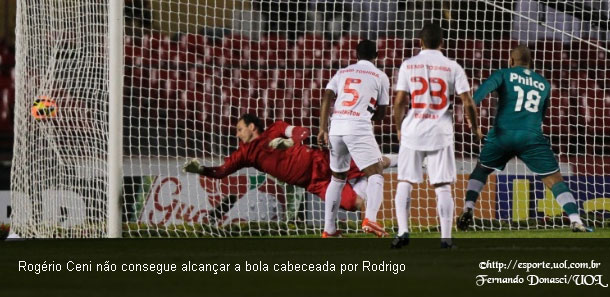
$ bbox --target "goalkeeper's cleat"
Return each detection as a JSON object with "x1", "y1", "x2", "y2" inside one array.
[
  {"x1": 440, "y1": 239, "x2": 457, "y2": 249},
  {"x1": 322, "y1": 230, "x2": 343, "y2": 238},
  {"x1": 390, "y1": 232, "x2": 410, "y2": 249},
  {"x1": 362, "y1": 218, "x2": 389, "y2": 237},
  {"x1": 457, "y1": 208, "x2": 474, "y2": 231},
  {"x1": 570, "y1": 222, "x2": 594, "y2": 232}
]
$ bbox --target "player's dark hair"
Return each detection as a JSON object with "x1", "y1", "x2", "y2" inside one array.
[
  {"x1": 356, "y1": 39, "x2": 378, "y2": 60},
  {"x1": 419, "y1": 22, "x2": 443, "y2": 49},
  {"x1": 238, "y1": 113, "x2": 264, "y2": 132},
  {"x1": 511, "y1": 45, "x2": 532, "y2": 67}
]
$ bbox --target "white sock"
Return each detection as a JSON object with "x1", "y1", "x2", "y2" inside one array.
[
  {"x1": 324, "y1": 176, "x2": 345, "y2": 234},
  {"x1": 569, "y1": 214, "x2": 582, "y2": 224},
  {"x1": 435, "y1": 185, "x2": 454, "y2": 239},
  {"x1": 555, "y1": 192, "x2": 583, "y2": 224},
  {"x1": 395, "y1": 182, "x2": 413, "y2": 235},
  {"x1": 351, "y1": 178, "x2": 367, "y2": 201},
  {"x1": 464, "y1": 179, "x2": 485, "y2": 211},
  {"x1": 364, "y1": 174, "x2": 384, "y2": 222}
]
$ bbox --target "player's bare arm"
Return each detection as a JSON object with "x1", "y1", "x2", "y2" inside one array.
[
  {"x1": 317, "y1": 89, "x2": 335, "y2": 148},
  {"x1": 393, "y1": 90, "x2": 409, "y2": 140},
  {"x1": 460, "y1": 91, "x2": 483, "y2": 141}
]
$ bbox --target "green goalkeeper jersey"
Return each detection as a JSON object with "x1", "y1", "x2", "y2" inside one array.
[{"x1": 473, "y1": 66, "x2": 551, "y2": 133}]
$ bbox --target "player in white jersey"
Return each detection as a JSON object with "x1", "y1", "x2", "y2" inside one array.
[
  {"x1": 391, "y1": 23, "x2": 483, "y2": 248},
  {"x1": 317, "y1": 40, "x2": 391, "y2": 238}
]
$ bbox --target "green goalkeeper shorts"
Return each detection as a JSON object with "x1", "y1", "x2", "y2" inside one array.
[{"x1": 478, "y1": 128, "x2": 560, "y2": 175}]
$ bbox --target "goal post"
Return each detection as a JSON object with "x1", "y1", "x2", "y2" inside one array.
[
  {"x1": 107, "y1": 0, "x2": 124, "y2": 238},
  {"x1": 10, "y1": 0, "x2": 609, "y2": 238}
]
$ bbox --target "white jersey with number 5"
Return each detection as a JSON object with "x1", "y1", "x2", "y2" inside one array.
[
  {"x1": 326, "y1": 60, "x2": 390, "y2": 136},
  {"x1": 395, "y1": 49, "x2": 470, "y2": 150}
]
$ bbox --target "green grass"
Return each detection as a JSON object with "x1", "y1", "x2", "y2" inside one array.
[
  {"x1": 283, "y1": 227, "x2": 610, "y2": 238},
  {"x1": 3, "y1": 221, "x2": 608, "y2": 239},
  {"x1": 378, "y1": 227, "x2": 608, "y2": 238}
]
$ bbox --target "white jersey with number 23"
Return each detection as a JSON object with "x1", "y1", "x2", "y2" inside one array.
[{"x1": 395, "y1": 49, "x2": 470, "y2": 150}]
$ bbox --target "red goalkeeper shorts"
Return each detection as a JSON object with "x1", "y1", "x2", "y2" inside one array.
[{"x1": 306, "y1": 150, "x2": 365, "y2": 211}]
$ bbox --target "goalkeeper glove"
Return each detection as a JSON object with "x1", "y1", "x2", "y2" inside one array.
[
  {"x1": 182, "y1": 159, "x2": 201, "y2": 174},
  {"x1": 268, "y1": 137, "x2": 295, "y2": 150}
]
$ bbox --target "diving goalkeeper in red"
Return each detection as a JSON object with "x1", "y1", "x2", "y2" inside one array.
[{"x1": 183, "y1": 114, "x2": 395, "y2": 211}]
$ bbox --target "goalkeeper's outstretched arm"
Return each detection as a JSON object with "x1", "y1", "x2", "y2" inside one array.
[
  {"x1": 183, "y1": 159, "x2": 231, "y2": 178},
  {"x1": 183, "y1": 147, "x2": 247, "y2": 179},
  {"x1": 183, "y1": 159, "x2": 239, "y2": 179}
]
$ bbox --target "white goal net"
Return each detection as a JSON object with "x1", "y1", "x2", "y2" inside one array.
[
  {"x1": 11, "y1": 0, "x2": 110, "y2": 237},
  {"x1": 10, "y1": 0, "x2": 610, "y2": 237}
]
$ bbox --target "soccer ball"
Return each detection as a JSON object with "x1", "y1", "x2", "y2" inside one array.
[{"x1": 31, "y1": 95, "x2": 57, "y2": 120}]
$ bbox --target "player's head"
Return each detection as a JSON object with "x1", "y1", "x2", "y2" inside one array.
[
  {"x1": 236, "y1": 113, "x2": 263, "y2": 143},
  {"x1": 419, "y1": 22, "x2": 443, "y2": 50},
  {"x1": 356, "y1": 39, "x2": 378, "y2": 61},
  {"x1": 509, "y1": 45, "x2": 532, "y2": 68}
]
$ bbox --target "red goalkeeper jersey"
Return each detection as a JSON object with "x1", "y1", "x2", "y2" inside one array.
[
  {"x1": 202, "y1": 121, "x2": 365, "y2": 210},
  {"x1": 204, "y1": 121, "x2": 314, "y2": 186}
]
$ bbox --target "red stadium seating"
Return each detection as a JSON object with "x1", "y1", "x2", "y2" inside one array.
[
  {"x1": 586, "y1": 68, "x2": 610, "y2": 91},
  {"x1": 453, "y1": 103, "x2": 476, "y2": 155},
  {"x1": 131, "y1": 31, "x2": 174, "y2": 68},
  {"x1": 257, "y1": 33, "x2": 291, "y2": 68},
  {"x1": 403, "y1": 39, "x2": 420, "y2": 59},
  {"x1": 124, "y1": 66, "x2": 160, "y2": 100},
  {"x1": 179, "y1": 33, "x2": 209, "y2": 55},
  {"x1": 543, "y1": 90, "x2": 572, "y2": 135},
  {"x1": 219, "y1": 34, "x2": 258, "y2": 68},
  {"x1": 118, "y1": 27, "x2": 610, "y2": 158},
  {"x1": 566, "y1": 70, "x2": 596, "y2": 97},
  {"x1": 377, "y1": 37, "x2": 407, "y2": 67},
  {"x1": 469, "y1": 78, "x2": 483, "y2": 92},
  {"x1": 312, "y1": 68, "x2": 334, "y2": 89},
  {"x1": 477, "y1": 95, "x2": 494, "y2": 134},
  {"x1": 578, "y1": 90, "x2": 610, "y2": 135},
  {"x1": 543, "y1": 90, "x2": 573, "y2": 155},
  {"x1": 533, "y1": 40, "x2": 570, "y2": 69},
  {"x1": 0, "y1": 76, "x2": 13, "y2": 136},
  {"x1": 170, "y1": 51, "x2": 205, "y2": 70},
  {"x1": 490, "y1": 39, "x2": 519, "y2": 69},
  {"x1": 467, "y1": 68, "x2": 490, "y2": 87},
  {"x1": 266, "y1": 69, "x2": 313, "y2": 91},
  {"x1": 229, "y1": 69, "x2": 266, "y2": 99},
  {"x1": 0, "y1": 44, "x2": 15, "y2": 72},
  {"x1": 277, "y1": 97, "x2": 312, "y2": 127},
  {"x1": 567, "y1": 40, "x2": 607, "y2": 69},
  {"x1": 293, "y1": 33, "x2": 331, "y2": 68},
  {"x1": 147, "y1": 69, "x2": 182, "y2": 109},
  {"x1": 446, "y1": 39, "x2": 488, "y2": 68},
  {"x1": 173, "y1": 89, "x2": 209, "y2": 131},
  {"x1": 333, "y1": 34, "x2": 360, "y2": 68},
  {"x1": 124, "y1": 43, "x2": 142, "y2": 66}
]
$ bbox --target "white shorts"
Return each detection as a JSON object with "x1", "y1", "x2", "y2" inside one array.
[
  {"x1": 329, "y1": 135, "x2": 382, "y2": 172},
  {"x1": 397, "y1": 144, "x2": 456, "y2": 185}
]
